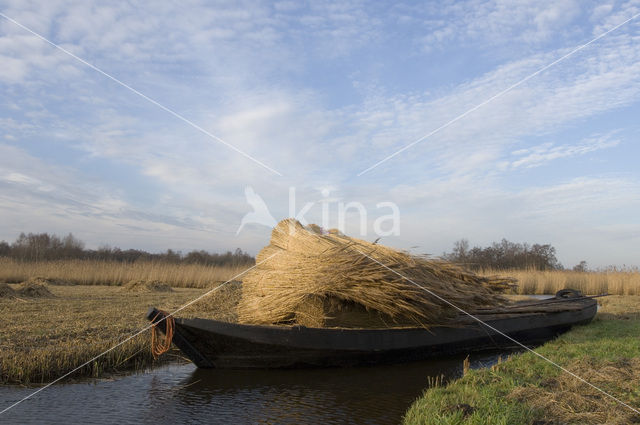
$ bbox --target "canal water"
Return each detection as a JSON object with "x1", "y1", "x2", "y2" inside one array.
[{"x1": 0, "y1": 351, "x2": 511, "y2": 425}]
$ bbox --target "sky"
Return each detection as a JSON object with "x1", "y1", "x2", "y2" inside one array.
[{"x1": 1, "y1": 0, "x2": 639, "y2": 268}]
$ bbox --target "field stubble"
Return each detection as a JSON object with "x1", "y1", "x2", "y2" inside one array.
[{"x1": 0, "y1": 283, "x2": 240, "y2": 384}]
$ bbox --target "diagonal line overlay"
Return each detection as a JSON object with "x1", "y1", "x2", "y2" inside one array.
[
  {"x1": 0, "y1": 251, "x2": 280, "y2": 415},
  {"x1": 0, "y1": 12, "x2": 282, "y2": 177},
  {"x1": 357, "y1": 10, "x2": 640, "y2": 176},
  {"x1": 352, "y1": 247, "x2": 640, "y2": 416}
]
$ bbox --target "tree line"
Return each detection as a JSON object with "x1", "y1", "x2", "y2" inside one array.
[
  {"x1": 442, "y1": 238, "x2": 565, "y2": 271},
  {"x1": 0, "y1": 232, "x2": 255, "y2": 266},
  {"x1": 1, "y1": 232, "x2": 588, "y2": 271}
]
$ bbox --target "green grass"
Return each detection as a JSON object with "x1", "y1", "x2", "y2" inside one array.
[{"x1": 403, "y1": 296, "x2": 640, "y2": 425}]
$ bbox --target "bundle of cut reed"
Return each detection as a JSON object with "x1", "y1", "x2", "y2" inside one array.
[{"x1": 237, "y1": 219, "x2": 515, "y2": 328}]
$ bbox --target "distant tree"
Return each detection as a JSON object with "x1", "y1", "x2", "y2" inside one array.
[
  {"x1": 95, "y1": 245, "x2": 114, "y2": 261},
  {"x1": 4, "y1": 231, "x2": 255, "y2": 265},
  {"x1": 444, "y1": 238, "x2": 562, "y2": 270},
  {"x1": 182, "y1": 248, "x2": 253, "y2": 266},
  {"x1": 163, "y1": 249, "x2": 182, "y2": 263},
  {"x1": 12, "y1": 232, "x2": 57, "y2": 261},
  {"x1": 184, "y1": 250, "x2": 209, "y2": 264},
  {"x1": 451, "y1": 239, "x2": 470, "y2": 263},
  {"x1": 0, "y1": 240, "x2": 10, "y2": 257},
  {"x1": 61, "y1": 233, "x2": 85, "y2": 258},
  {"x1": 573, "y1": 260, "x2": 588, "y2": 272},
  {"x1": 528, "y1": 243, "x2": 561, "y2": 270}
]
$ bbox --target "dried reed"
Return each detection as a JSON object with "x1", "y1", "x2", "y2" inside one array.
[
  {"x1": 0, "y1": 257, "x2": 243, "y2": 288},
  {"x1": 486, "y1": 268, "x2": 640, "y2": 295},
  {"x1": 238, "y1": 219, "x2": 515, "y2": 327}
]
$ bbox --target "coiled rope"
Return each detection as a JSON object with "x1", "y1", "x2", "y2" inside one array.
[{"x1": 151, "y1": 310, "x2": 175, "y2": 359}]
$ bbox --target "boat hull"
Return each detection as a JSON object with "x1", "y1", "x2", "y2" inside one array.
[{"x1": 147, "y1": 291, "x2": 597, "y2": 369}]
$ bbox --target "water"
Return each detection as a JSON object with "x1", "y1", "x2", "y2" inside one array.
[{"x1": 0, "y1": 352, "x2": 509, "y2": 425}]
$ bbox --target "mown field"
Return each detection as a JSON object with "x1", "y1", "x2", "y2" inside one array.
[{"x1": 0, "y1": 282, "x2": 240, "y2": 384}]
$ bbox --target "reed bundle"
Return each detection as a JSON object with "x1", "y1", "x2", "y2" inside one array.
[
  {"x1": 121, "y1": 279, "x2": 173, "y2": 293},
  {"x1": 0, "y1": 281, "x2": 53, "y2": 298},
  {"x1": 238, "y1": 219, "x2": 515, "y2": 328}
]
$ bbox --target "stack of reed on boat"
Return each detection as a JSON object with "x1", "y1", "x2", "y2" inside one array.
[{"x1": 237, "y1": 219, "x2": 516, "y2": 328}]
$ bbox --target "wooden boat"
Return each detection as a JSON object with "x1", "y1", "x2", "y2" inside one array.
[{"x1": 146, "y1": 289, "x2": 598, "y2": 368}]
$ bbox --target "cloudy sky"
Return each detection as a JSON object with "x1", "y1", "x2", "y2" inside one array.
[{"x1": 1, "y1": 0, "x2": 639, "y2": 268}]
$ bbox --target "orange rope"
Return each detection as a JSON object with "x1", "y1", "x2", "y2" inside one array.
[{"x1": 151, "y1": 310, "x2": 175, "y2": 359}]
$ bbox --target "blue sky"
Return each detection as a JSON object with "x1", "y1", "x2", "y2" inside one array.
[{"x1": 1, "y1": 0, "x2": 639, "y2": 268}]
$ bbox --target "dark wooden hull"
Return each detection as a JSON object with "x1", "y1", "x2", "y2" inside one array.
[{"x1": 147, "y1": 290, "x2": 597, "y2": 369}]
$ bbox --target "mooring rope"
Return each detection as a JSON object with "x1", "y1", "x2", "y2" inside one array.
[{"x1": 151, "y1": 311, "x2": 175, "y2": 359}]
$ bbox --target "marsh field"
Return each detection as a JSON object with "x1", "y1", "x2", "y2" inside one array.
[
  {"x1": 1, "y1": 259, "x2": 639, "y2": 424},
  {"x1": 2, "y1": 259, "x2": 640, "y2": 384},
  {"x1": 0, "y1": 280, "x2": 241, "y2": 385}
]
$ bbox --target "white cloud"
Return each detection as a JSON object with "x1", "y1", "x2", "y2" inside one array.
[
  {"x1": 0, "y1": 143, "x2": 251, "y2": 250},
  {"x1": 513, "y1": 176, "x2": 640, "y2": 219},
  {"x1": 1, "y1": 0, "x2": 640, "y2": 267},
  {"x1": 347, "y1": 29, "x2": 640, "y2": 180},
  {"x1": 510, "y1": 134, "x2": 620, "y2": 169},
  {"x1": 3, "y1": 171, "x2": 40, "y2": 185},
  {"x1": 591, "y1": 0, "x2": 640, "y2": 34},
  {"x1": 405, "y1": 0, "x2": 583, "y2": 52}
]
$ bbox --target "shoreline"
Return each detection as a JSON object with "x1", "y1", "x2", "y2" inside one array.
[{"x1": 403, "y1": 295, "x2": 640, "y2": 424}]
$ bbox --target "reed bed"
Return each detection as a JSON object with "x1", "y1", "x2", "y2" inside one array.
[
  {"x1": 485, "y1": 268, "x2": 640, "y2": 295},
  {"x1": 0, "y1": 257, "x2": 246, "y2": 288}
]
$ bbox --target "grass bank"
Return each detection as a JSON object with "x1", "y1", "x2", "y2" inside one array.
[
  {"x1": 403, "y1": 296, "x2": 640, "y2": 424},
  {"x1": 0, "y1": 258, "x2": 245, "y2": 288},
  {"x1": 0, "y1": 283, "x2": 240, "y2": 384}
]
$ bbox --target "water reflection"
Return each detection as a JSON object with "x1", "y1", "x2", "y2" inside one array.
[
  {"x1": 1, "y1": 351, "x2": 512, "y2": 425},
  {"x1": 149, "y1": 352, "x2": 507, "y2": 425}
]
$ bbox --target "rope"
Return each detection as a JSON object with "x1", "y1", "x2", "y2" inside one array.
[{"x1": 151, "y1": 311, "x2": 175, "y2": 359}]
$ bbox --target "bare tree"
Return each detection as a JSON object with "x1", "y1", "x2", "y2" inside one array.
[{"x1": 573, "y1": 261, "x2": 588, "y2": 272}]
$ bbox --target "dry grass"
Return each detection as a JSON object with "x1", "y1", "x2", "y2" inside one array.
[
  {"x1": 239, "y1": 219, "x2": 514, "y2": 328},
  {"x1": 0, "y1": 282, "x2": 17, "y2": 298},
  {"x1": 508, "y1": 357, "x2": 640, "y2": 425},
  {"x1": 504, "y1": 296, "x2": 640, "y2": 424},
  {"x1": 0, "y1": 283, "x2": 240, "y2": 384},
  {"x1": 0, "y1": 257, "x2": 246, "y2": 288},
  {"x1": 14, "y1": 281, "x2": 54, "y2": 298},
  {"x1": 487, "y1": 268, "x2": 640, "y2": 295},
  {"x1": 596, "y1": 294, "x2": 640, "y2": 320},
  {"x1": 0, "y1": 280, "x2": 53, "y2": 299},
  {"x1": 121, "y1": 279, "x2": 173, "y2": 293}
]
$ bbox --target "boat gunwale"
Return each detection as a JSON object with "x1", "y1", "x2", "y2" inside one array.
[{"x1": 172, "y1": 296, "x2": 597, "y2": 333}]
